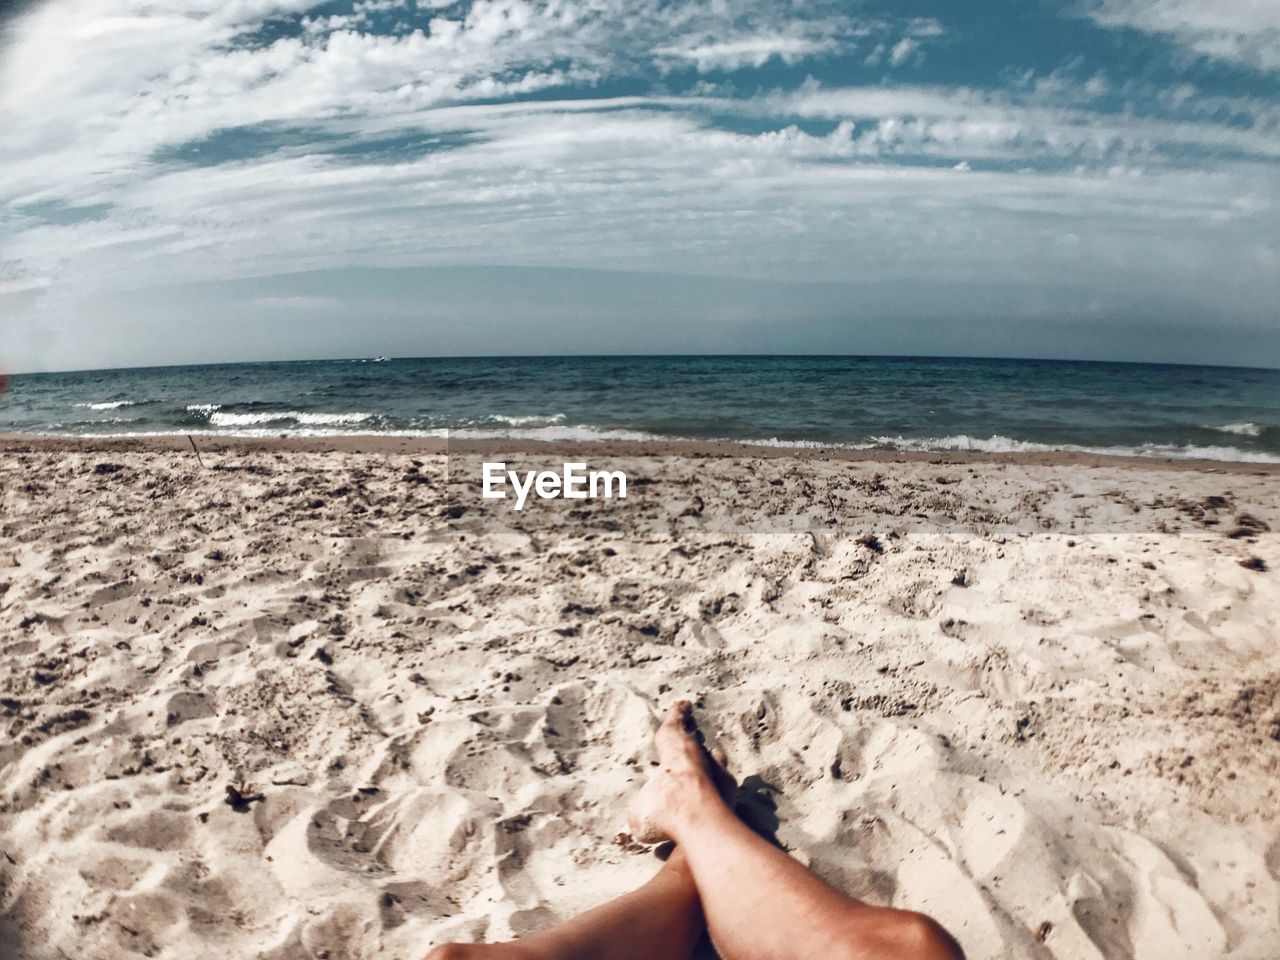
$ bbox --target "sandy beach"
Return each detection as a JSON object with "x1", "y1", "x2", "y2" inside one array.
[{"x1": 1, "y1": 436, "x2": 1277, "y2": 959}]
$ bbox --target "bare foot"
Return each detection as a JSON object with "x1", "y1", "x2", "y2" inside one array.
[{"x1": 627, "y1": 701, "x2": 735, "y2": 844}]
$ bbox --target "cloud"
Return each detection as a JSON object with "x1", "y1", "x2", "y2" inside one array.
[
  {"x1": 246, "y1": 294, "x2": 341, "y2": 309},
  {"x1": 653, "y1": 35, "x2": 839, "y2": 72},
  {"x1": 0, "y1": 0, "x2": 1276, "y2": 371},
  {"x1": 0, "y1": 264, "x2": 51, "y2": 296},
  {"x1": 10, "y1": 88, "x2": 1272, "y2": 311},
  {"x1": 888, "y1": 36, "x2": 919, "y2": 67},
  {"x1": 1086, "y1": 0, "x2": 1280, "y2": 70}
]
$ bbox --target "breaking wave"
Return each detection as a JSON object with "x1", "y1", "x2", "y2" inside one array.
[
  {"x1": 863, "y1": 434, "x2": 1280, "y2": 463},
  {"x1": 74, "y1": 400, "x2": 140, "y2": 411},
  {"x1": 1208, "y1": 422, "x2": 1264, "y2": 437},
  {"x1": 203, "y1": 410, "x2": 374, "y2": 427}
]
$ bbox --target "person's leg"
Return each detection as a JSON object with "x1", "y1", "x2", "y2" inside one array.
[
  {"x1": 424, "y1": 848, "x2": 704, "y2": 960},
  {"x1": 628, "y1": 702, "x2": 965, "y2": 960}
]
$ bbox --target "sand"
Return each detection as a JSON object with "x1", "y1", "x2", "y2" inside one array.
[{"x1": 0, "y1": 436, "x2": 1277, "y2": 959}]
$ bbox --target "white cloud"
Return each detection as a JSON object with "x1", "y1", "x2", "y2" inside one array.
[
  {"x1": 889, "y1": 36, "x2": 918, "y2": 67},
  {"x1": 906, "y1": 18, "x2": 945, "y2": 39},
  {"x1": 746, "y1": 84, "x2": 1280, "y2": 163},
  {"x1": 0, "y1": 0, "x2": 1276, "y2": 363},
  {"x1": 1087, "y1": 0, "x2": 1280, "y2": 70},
  {"x1": 9, "y1": 91, "x2": 1272, "y2": 304},
  {"x1": 247, "y1": 294, "x2": 341, "y2": 308},
  {"x1": 0, "y1": 271, "x2": 51, "y2": 296},
  {"x1": 654, "y1": 35, "x2": 838, "y2": 72}
]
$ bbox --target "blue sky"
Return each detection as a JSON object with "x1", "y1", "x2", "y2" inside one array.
[{"x1": 1, "y1": 0, "x2": 1277, "y2": 371}]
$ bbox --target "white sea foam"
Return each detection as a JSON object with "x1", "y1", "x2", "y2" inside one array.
[
  {"x1": 207, "y1": 412, "x2": 281, "y2": 426},
  {"x1": 82, "y1": 427, "x2": 449, "y2": 440},
  {"x1": 409, "y1": 426, "x2": 1280, "y2": 462},
  {"x1": 872, "y1": 434, "x2": 1070, "y2": 454},
  {"x1": 75, "y1": 400, "x2": 137, "y2": 411},
  {"x1": 868, "y1": 434, "x2": 1280, "y2": 463},
  {"x1": 38, "y1": 422, "x2": 1280, "y2": 463},
  {"x1": 736, "y1": 437, "x2": 856, "y2": 449},
  {"x1": 208, "y1": 410, "x2": 373, "y2": 427},
  {"x1": 186, "y1": 403, "x2": 221, "y2": 413},
  {"x1": 487, "y1": 414, "x2": 567, "y2": 426},
  {"x1": 451, "y1": 424, "x2": 662, "y2": 443},
  {"x1": 295, "y1": 412, "x2": 373, "y2": 426},
  {"x1": 1209, "y1": 422, "x2": 1264, "y2": 437}
]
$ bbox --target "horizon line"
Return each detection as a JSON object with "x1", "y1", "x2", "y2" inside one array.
[{"x1": 7, "y1": 351, "x2": 1280, "y2": 378}]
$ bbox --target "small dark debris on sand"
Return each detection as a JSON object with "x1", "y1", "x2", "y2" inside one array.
[
  {"x1": 1239, "y1": 556, "x2": 1267, "y2": 572},
  {"x1": 224, "y1": 783, "x2": 265, "y2": 813},
  {"x1": 1227, "y1": 514, "x2": 1271, "y2": 539},
  {"x1": 856, "y1": 533, "x2": 884, "y2": 554}
]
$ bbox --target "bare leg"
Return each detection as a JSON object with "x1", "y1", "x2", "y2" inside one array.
[
  {"x1": 424, "y1": 848, "x2": 704, "y2": 960},
  {"x1": 628, "y1": 702, "x2": 965, "y2": 960}
]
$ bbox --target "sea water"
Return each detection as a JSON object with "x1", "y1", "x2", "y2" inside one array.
[{"x1": 4, "y1": 355, "x2": 1279, "y2": 462}]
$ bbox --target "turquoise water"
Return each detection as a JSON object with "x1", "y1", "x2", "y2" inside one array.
[{"x1": 4, "y1": 356, "x2": 1279, "y2": 461}]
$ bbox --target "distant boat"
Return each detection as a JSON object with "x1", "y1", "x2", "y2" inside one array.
[{"x1": 371, "y1": 356, "x2": 389, "y2": 363}]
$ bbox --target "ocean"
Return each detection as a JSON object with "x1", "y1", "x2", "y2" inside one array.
[{"x1": 4, "y1": 355, "x2": 1279, "y2": 462}]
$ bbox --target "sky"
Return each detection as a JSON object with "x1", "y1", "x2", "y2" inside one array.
[{"x1": 0, "y1": 0, "x2": 1277, "y2": 372}]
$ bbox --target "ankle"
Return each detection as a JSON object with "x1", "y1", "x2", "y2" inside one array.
[
  {"x1": 660, "y1": 845, "x2": 693, "y2": 878},
  {"x1": 667, "y1": 776, "x2": 729, "y2": 843}
]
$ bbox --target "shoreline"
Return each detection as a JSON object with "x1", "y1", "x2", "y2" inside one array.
[{"x1": 4, "y1": 432, "x2": 1279, "y2": 475}]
